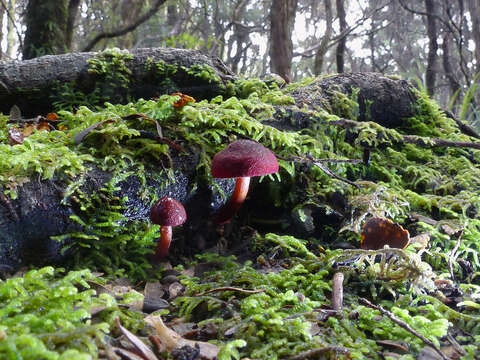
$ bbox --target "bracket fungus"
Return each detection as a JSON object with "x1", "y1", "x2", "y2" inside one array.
[
  {"x1": 211, "y1": 139, "x2": 279, "y2": 224},
  {"x1": 361, "y1": 217, "x2": 410, "y2": 250},
  {"x1": 150, "y1": 197, "x2": 187, "y2": 259}
]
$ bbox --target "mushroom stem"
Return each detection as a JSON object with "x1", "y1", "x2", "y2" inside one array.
[
  {"x1": 155, "y1": 226, "x2": 172, "y2": 259},
  {"x1": 214, "y1": 176, "x2": 251, "y2": 224}
]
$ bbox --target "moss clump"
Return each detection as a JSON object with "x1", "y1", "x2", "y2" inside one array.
[{"x1": 0, "y1": 267, "x2": 143, "y2": 359}]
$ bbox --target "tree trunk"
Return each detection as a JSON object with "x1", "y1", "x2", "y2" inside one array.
[
  {"x1": 0, "y1": 48, "x2": 236, "y2": 116},
  {"x1": 335, "y1": 0, "x2": 347, "y2": 73},
  {"x1": 313, "y1": 0, "x2": 333, "y2": 75},
  {"x1": 442, "y1": 32, "x2": 460, "y2": 106},
  {"x1": 66, "y1": 0, "x2": 81, "y2": 50},
  {"x1": 424, "y1": 0, "x2": 438, "y2": 96},
  {"x1": 467, "y1": 0, "x2": 480, "y2": 76},
  {"x1": 269, "y1": 0, "x2": 298, "y2": 82},
  {"x1": 6, "y1": 0, "x2": 16, "y2": 59},
  {"x1": 23, "y1": 0, "x2": 69, "y2": 59}
]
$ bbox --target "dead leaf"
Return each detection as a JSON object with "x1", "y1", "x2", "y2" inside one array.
[
  {"x1": 9, "y1": 105, "x2": 21, "y2": 121},
  {"x1": 36, "y1": 121, "x2": 51, "y2": 131},
  {"x1": 440, "y1": 224, "x2": 460, "y2": 236},
  {"x1": 143, "y1": 281, "x2": 169, "y2": 313},
  {"x1": 410, "y1": 233, "x2": 430, "y2": 250},
  {"x1": 145, "y1": 315, "x2": 219, "y2": 360},
  {"x1": 8, "y1": 127, "x2": 24, "y2": 145},
  {"x1": 376, "y1": 339, "x2": 409, "y2": 352},
  {"x1": 168, "y1": 282, "x2": 184, "y2": 300},
  {"x1": 22, "y1": 124, "x2": 36, "y2": 137},
  {"x1": 74, "y1": 119, "x2": 116, "y2": 145},
  {"x1": 171, "y1": 92, "x2": 195, "y2": 108},
  {"x1": 45, "y1": 113, "x2": 59, "y2": 121},
  {"x1": 115, "y1": 318, "x2": 159, "y2": 360}
]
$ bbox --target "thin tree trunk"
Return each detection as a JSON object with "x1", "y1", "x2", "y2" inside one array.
[
  {"x1": 313, "y1": 0, "x2": 332, "y2": 75},
  {"x1": 23, "y1": 0, "x2": 69, "y2": 59},
  {"x1": 467, "y1": 0, "x2": 480, "y2": 76},
  {"x1": 442, "y1": 32, "x2": 460, "y2": 106},
  {"x1": 424, "y1": 0, "x2": 438, "y2": 96},
  {"x1": 269, "y1": 0, "x2": 298, "y2": 82},
  {"x1": 335, "y1": 0, "x2": 347, "y2": 73},
  {"x1": 0, "y1": 3, "x2": 4, "y2": 59},
  {"x1": 66, "y1": 0, "x2": 81, "y2": 50},
  {"x1": 6, "y1": 0, "x2": 16, "y2": 58}
]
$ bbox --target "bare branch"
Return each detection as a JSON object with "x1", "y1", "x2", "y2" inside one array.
[
  {"x1": 359, "y1": 298, "x2": 449, "y2": 360},
  {"x1": 82, "y1": 0, "x2": 168, "y2": 52}
]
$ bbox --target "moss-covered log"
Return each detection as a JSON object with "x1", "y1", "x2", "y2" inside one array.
[
  {"x1": 0, "y1": 47, "x2": 236, "y2": 116},
  {"x1": 1, "y1": 62, "x2": 479, "y2": 274}
]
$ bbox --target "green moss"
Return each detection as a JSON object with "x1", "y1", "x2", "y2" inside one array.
[
  {"x1": 1, "y1": 74, "x2": 480, "y2": 358},
  {"x1": 0, "y1": 267, "x2": 143, "y2": 359}
]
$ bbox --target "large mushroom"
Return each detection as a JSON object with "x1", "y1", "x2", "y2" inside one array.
[
  {"x1": 150, "y1": 196, "x2": 187, "y2": 259},
  {"x1": 211, "y1": 139, "x2": 279, "y2": 224}
]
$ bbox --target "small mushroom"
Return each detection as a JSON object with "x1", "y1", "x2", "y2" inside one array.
[
  {"x1": 211, "y1": 139, "x2": 279, "y2": 224},
  {"x1": 361, "y1": 217, "x2": 410, "y2": 250},
  {"x1": 150, "y1": 197, "x2": 187, "y2": 259}
]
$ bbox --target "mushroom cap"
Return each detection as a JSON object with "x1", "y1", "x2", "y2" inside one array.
[
  {"x1": 150, "y1": 197, "x2": 187, "y2": 226},
  {"x1": 211, "y1": 140, "x2": 279, "y2": 178},
  {"x1": 361, "y1": 217, "x2": 410, "y2": 250}
]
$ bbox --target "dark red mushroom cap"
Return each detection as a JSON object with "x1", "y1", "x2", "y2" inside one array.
[
  {"x1": 150, "y1": 197, "x2": 187, "y2": 226},
  {"x1": 361, "y1": 217, "x2": 410, "y2": 250},
  {"x1": 211, "y1": 140, "x2": 279, "y2": 178}
]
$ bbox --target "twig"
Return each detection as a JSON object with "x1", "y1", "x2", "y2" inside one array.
[
  {"x1": 331, "y1": 272, "x2": 344, "y2": 311},
  {"x1": 195, "y1": 287, "x2": 265, "y2": 297},
  {"x1": 286, "y1": 154, "x2": 361, "y2": 189},
  {"x1": 448, "y1": 229, "x2": 464, "y2": 281},
  {"x1": 83, "y1": 0, "x2": 168, "y2": 51},
  {"x1": 359, "y1": 298, "x2": 449, "y2": 360},
  {"x1": 286, "y1": 346, "x2": 349, "y2": 360},
  {"x1": 329, "y1": 118, "x2": 480, "y2": 151}
]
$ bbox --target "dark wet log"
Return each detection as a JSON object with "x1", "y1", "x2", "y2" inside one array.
[
  {"x1": 0, "y1": 150, "x2": 233, "y2": 270},
  {"x1": 290, "y1": 72, "x2": 417, "y2": 128},
  {"x1": 0, "y1": 47, "x2": 236, "y2": 117}
]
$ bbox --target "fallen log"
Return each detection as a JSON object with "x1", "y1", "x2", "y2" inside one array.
[{"x1": 0, "y1": 47, "x2": 236, "y2": 117}]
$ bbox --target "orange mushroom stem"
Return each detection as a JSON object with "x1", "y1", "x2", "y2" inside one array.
[{"x1": 214, "y1": 176, "x2": 250, "y2": 225}]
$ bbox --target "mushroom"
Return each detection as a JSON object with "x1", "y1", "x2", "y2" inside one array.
[
  {"x1": 361, "y1": 217, "x2": 410, "y2": 250},
  {"x1": 211, "y1": 139, "x2": 279, "y2": 224},
  {"x1": 149, "y1": 196, "x2": 187, "y2": 259}
]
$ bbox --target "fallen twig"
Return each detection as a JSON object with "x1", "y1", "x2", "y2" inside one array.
[
  {"x1": 448, "y1": 229, "x2": 464, "y2": 281},
  {"x1": 331, "y1": 272, "x2": 344, "y2": 311},
  {"x1": 359, "y1": 298, "x2": 449, "y2": 360},
  {"x1": 195, "y1": 287, "x2": 265, "y2": 297},
  {"x1": 287, "y1": 154, "x2": 361, "y2": 189},
  {"x1": 330, "y1": 118, "x2": 480, "y2": 151}
]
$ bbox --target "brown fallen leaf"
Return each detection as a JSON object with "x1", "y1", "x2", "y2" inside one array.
[
  {"x1": 8, "y1": 127, "x2": 24, "y2": 145},
  {"x1": 115, "y1": 318, "x2": 159, "y2": 360},
  {"x1": 144, "y1": 315, "x2": 219, "y2": 360},
  {"x1": 171, "y1": 92, "x2": 195, "y2": 108},
  {"x1": 74, "y1": 119, "x2": 116, "y2": 145},
  {"x1": 376, "y1": 339, "x2": 409, "y2": 353}
]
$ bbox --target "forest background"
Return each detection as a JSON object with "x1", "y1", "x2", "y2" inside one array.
[{"x1": 1, "y1": 0, "x2": 479, "y2": 131}]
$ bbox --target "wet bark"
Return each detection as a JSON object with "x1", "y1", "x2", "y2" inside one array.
[
  {"x1": 269, "y1": 0, "x2": 298, "y2": 82},
  {"x1": 0, "y1": 47, "x2": 236, "y2": 117}
]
